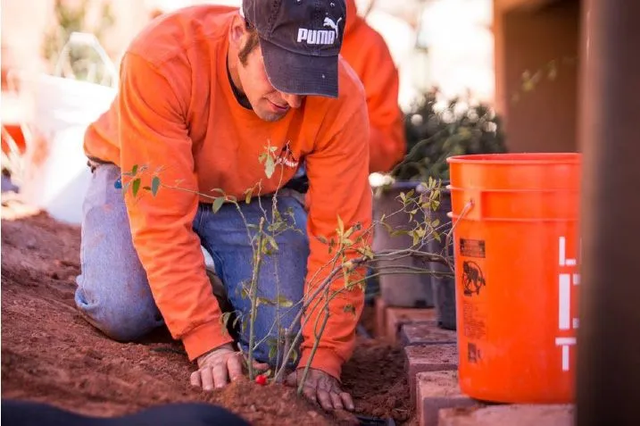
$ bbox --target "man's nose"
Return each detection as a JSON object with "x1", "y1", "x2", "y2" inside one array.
[{"x1": 280, "y1": 92, "x2": 303, "y2": 109}]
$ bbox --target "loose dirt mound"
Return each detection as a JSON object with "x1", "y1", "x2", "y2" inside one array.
[{"x1": 1, "y1": 211, "x2": 413, "y2": 425}]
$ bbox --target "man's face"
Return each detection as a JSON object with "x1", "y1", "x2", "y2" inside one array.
[{"x1": 237, "y1": 41, "x2": 304, "y2": 122}]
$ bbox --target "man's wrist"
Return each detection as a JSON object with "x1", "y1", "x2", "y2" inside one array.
[
  {"x1": 297, "y1": 347, "x2": 343, "y2": 380},
  {"x1": 182, "y1": 320, "x2": 234, "y2": 361}
]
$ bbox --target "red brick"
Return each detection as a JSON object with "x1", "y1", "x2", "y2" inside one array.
[
  {"x1": 400, "y1": 321, "x2": 457, "y2": 346},
  {"x1": 438, "y1": 404, "x2": 574, "y2": 426},
  {"x1": 384, "y1": 307, "x2": 436, "y2": 343},
  {"x1": 416, "y1": 371, "x2": 480, "y2": 426},
  {"x1": 405, "y1": 343, "x2": 458, "y2": 407}
]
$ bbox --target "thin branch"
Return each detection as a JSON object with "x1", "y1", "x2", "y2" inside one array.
[
  {"x1": 247, "y1": 217, "x2": 265, "y2": 380},
  {"x1": 298, "y1": 301, "x2": 330, "y2": 394}
]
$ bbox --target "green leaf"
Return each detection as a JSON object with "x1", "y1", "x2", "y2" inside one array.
[
  {"x1": 245, "y1": 188, "x2": 253, "y2": 204},
  {"x1": 132, "y1": 178, "x2": 141, "y2": 197},
  {"x1": 233, "y1": 314, "x2": 242, "y2": 329},
  {"x1": 412, "y1": 231, "x2": 420, "y2": 246},
  {"x1": 257, "y1": 297, "x2": 275, "y2": 307},
  {"x1": 357, "y1": 246, "x2": 375, "y2": 260},
  {"x1": 382, "y1": 222, "x2": 394, "y2": 234},
  {"x1": 343, "y1": 226, "x2": 355, "y2": 239},
  {"x1": 266, "y1": 235, "x2": 279, "y2": 251},
  {"x1": 268, "y1": 344, "x2": 278, "y2": 361},
  {"x1": 131, "y1": 164, "x2": 139, "y2": 176},
  {"x1": 151, "y1": 176, "x2": 161, "y2": 196},
  {"x1": 276, "y1": 295, "x2": 293, "y2": 308},
  {"x1": 264, "y1": 155, "x2": 276, "y2": 178},
  {"x1": 212, "y1": 197, "x2": 224, "y2": 213},
  {"x1": 220, "y1": 312, "x2": 232, "y2": 336}
]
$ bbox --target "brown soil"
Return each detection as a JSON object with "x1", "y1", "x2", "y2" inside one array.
[
  {"x1": 342, "y1": 340, "x2": 413, "y2": 423},
  {"x1": 1, "y1": 209, "x2": 413, "y2": 425}
]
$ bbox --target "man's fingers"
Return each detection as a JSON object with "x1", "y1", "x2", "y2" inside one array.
[
  {"x1": 227, "y1": 355, "x2": 243, "y2": 382},
  {"x1": 212, "y1": 362, "x2": 229, "y2": 388},
  {"x1": 252, "y1": 361, "x2": 270, "y2": 371},
  {"x1": 190, "y1": 371, "x2": 202, "y2": 388},
  {"x1": 285, "y1": 372, "x2": 298, "y2": 387},
  {"x1": 316, "y1": 389, "x2": 334, "y2": 411},
  {"x1": 340, "y1": 392, "x2": 355, "y2": 411},
  {"x1": 329, "y1": 392, "x2": 344, "y2": 410},
  {"x1": 200, "y1": 367, "x2": 215, "y2": 391},
  {"x1": 302, "y1": 384, "x2": 318, "y2": 405}
]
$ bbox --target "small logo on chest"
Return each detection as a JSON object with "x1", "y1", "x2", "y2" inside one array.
[{"x1": 275, "y1": 141, "x2": 300, "y2": 169}]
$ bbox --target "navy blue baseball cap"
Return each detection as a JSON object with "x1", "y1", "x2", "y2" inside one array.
[{"x1": 241, "y1": 0, "x2": 347, "y2": 98}]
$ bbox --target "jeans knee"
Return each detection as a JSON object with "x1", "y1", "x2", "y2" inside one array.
[{"x1": 75, "y1": 286, "x2": 163, "y2": 342}]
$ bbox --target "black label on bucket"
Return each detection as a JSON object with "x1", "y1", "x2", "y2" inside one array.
[
  {"x1": 462, "y1": 260, "x2": 487, "y2": 297},
  {"x1": 460, "y1": 239, "x2": 486, "y2": 258},
  {"x1": 467, "y1": 342, "x2": 482, "y2": 363}
]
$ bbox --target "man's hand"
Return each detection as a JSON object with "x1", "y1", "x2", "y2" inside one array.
[
  {"x1": 286, "y1": 368, "x2": 355, "y2": 412},
  {"x1": 190, "y1": 343, "x2": 268, "y2": 390}
]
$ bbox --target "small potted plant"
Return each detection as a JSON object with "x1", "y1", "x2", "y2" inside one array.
[{"x1": 372, "y1": 88, "x2": 507, "y2": 326}]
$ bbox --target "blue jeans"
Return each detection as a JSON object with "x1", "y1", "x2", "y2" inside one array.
[{"x1": 75, "y1": 164, "x2": 309, "y2": 365}]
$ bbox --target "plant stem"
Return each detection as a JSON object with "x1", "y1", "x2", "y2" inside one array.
[
  {"x1": 297, "y1": 304, "x2": 330, "y2": 395},
  {"x1": 248, "y1": 217, "x2": 265, "y2": 380},
  {"x1": 273, "y1": 246, "x2": 451, "y2": 380},
  {"x1": 275, "y1": 327, "x2": 291, "y2": 384}
]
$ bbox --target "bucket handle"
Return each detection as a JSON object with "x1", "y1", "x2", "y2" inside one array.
[
  {"x1": 444, "y1": 199, "x2": 474, "y2": 270},
  {"x1": 53, "y1": 32, "x2": 119, "y2": 88}
]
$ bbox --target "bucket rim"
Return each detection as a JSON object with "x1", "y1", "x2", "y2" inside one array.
[
  {"x1": 446, "y1": 153, "x2": 581, "y2": 165},
  {"x1": 447, "y1": 185, "x2": 580, "y2": 194},
  {"x1": 449, "y1": 212, "x2": 579, "y2": 222}
]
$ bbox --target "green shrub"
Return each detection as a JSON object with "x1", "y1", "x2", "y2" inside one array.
[{"x1": 392, "y1": 89, "x2": 507, "y2": 182}]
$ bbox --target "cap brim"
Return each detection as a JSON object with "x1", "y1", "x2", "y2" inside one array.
[{"x1": 260, "y1": 37, "x2": 339, "y2": 98}]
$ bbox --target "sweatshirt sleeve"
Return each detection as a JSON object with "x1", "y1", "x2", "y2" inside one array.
[
  {"x1": 360, "y1": 35, "x2": 406, "y2": 174},
  {"x1": 298, "y1": 103, "x2": 373, "y2": 380},
  {"x1": 118, "y1": 53, "x2": 233, "y2": 360}
]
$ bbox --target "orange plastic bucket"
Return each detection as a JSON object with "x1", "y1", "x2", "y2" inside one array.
[{"x1": 447, "y1": 153, "x2": 581, "y2": 403}]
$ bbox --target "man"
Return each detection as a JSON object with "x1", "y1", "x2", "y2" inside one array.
[
  {"x1": 342, "y1": 0, "x2": 406, "y2": 173},
  {"x1": 75, "y1": 0, "x2": 371, "y2": 412}
]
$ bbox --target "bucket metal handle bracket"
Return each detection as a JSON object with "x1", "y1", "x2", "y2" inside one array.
[
  {"x1": 445, "y1": 199, "x2": 474, "y2": 270},
  {"x1": 53, "y1": 32, "x2": 119, "y2": 88}
]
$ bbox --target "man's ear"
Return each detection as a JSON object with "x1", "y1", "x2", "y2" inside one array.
[{"x1": 229, "y1": 14, "x2": 248, "y2": 50}]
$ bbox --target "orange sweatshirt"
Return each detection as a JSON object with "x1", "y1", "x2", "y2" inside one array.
[
  {"x1": 341, "y1": 0, "x2": 406, "y2": 174},
  {"x1": 84, "y1": 6, "x2": 372, "y2": 379}
]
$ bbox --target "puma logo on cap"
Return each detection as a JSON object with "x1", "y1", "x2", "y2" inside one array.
[{"x1": 297, "y1": 17, "x2": 343, "y2": 45}]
